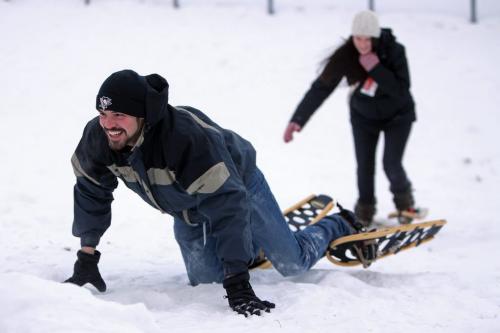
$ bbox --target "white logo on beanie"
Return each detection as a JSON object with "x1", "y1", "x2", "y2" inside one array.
[{"x1": 99, "y1": 96, "x2": 112, "y2": 111}]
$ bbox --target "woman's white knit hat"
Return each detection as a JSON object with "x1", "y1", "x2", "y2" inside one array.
[{"x1": 351, "y1": 10, "x2": 381, "y2": 38}]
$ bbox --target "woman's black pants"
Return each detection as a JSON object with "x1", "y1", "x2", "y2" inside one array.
[{"x1": 351, "y1": 117, "x2": 413, "y2": 206}]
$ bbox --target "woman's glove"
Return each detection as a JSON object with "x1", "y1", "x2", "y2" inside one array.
[
  {"x1": 359, "y1": 52, "x2": 380, "y2": 72},
  {"x1": 64, "y1": 250, "x2": 107, "y2": 292},
  {"x1": 223, "y1": 272, "x2": 275, "y2": 317}
]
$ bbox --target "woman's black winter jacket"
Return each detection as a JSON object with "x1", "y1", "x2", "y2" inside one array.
[{"x1": 291, "y1": 28, "x2": 416, "y2": 126}]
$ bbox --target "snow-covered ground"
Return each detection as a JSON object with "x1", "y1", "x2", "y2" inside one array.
[{"x1": 1, "y1": 0, "x2": 499, "y2": 332}]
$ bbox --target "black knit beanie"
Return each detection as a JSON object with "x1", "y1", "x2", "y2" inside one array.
[{"x1": 96, "y1": 70, "x2": 147, "y2": 118}]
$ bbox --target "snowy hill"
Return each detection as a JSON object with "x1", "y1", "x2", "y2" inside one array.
[{"x1": 0, "y1": 0, "x2": 499, "y2": 332}]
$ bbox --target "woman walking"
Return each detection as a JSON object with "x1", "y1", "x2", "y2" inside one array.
[{"x1": 284, "y1": 11, "x2": 417, "y2": 225}]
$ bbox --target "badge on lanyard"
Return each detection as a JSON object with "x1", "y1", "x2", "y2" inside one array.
[{"x1": 360, "y1": 77, "x2": 378, "y2": 97}]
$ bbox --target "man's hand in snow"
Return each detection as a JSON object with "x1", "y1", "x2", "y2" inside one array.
[
  {"x1": 64, "y1": 249, "x2": 106, "y2": 292},
  {"x1": 223, "y1": 271, "x2": 275, "y2": 317}
]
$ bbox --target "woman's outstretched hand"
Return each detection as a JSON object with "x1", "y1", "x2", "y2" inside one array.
[{"x1": 283, "y1": 122, "x2": 302, "y2": 143}]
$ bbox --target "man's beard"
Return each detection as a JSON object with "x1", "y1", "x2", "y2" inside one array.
[
  {"x1": 105, "y1": 124, "x2": 143, "y2": 151},
  {"x1": 107, "y1": 134, "x2": 132, "y2": 151}
]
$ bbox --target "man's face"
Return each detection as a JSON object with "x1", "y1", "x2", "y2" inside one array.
[
  {"x1": 353, "y1": 35, "x2": 373, "y2": 55},
  {"x1": 98, "y1": 110, "x2": 144, "y2": 151}
]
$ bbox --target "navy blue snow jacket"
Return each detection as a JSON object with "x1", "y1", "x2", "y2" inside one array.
[{"x1": 71, "y1": 76, "x2": 257, "y2": 276}]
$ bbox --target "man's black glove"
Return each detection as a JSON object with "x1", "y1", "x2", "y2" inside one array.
[
  {"x1": 223, "y1": 271, "x2": 275, "y2": 317},
  {"x1": 64, "y1": 250, "x2": 106, "y2": 292}
]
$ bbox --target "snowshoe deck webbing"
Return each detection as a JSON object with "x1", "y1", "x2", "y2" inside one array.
[
  {"x1": 283, "y1": 194, "x2": 335, "y2": 232},
  {"x1": 326, "y1": 219, "x2": 447, "y2": 267},
  {"x1": 250, "y1": 194, "x2": 334, "y2": 270}
]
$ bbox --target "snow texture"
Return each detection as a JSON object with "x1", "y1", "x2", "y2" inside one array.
[{"x1": 0, "y1": 0, "x2": 499, "y2": 332}]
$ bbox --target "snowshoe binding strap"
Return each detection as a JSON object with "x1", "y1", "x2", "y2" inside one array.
[
  {"x1": 351, "y1": 238, "x2": 378, "y2": 268},
  {"x1": 337, "y1": 202, "x2": 367, "y2": 232}
]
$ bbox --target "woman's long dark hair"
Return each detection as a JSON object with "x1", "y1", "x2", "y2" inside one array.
[
  {"x1": 317, "y1": 35, "x2": 380, "y2": 83},
  {"x1": 321, "y1": 36, "x2": 380, "y2": 66},
  {"x1": 319, "y1": 37, "x2": 351, "y2": 68}
]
